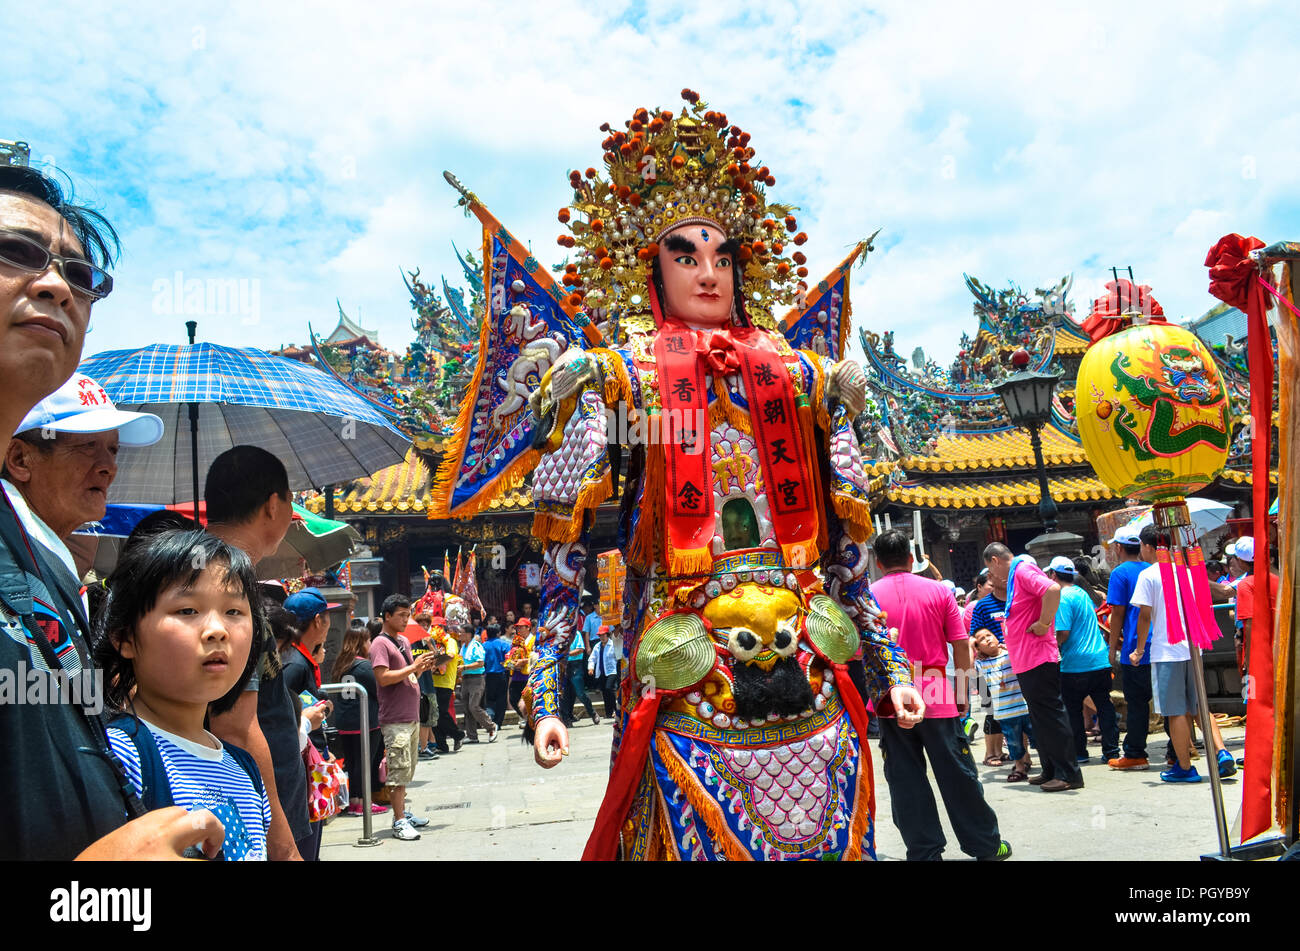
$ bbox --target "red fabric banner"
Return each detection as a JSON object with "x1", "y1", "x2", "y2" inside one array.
[
  {"x1": 654, "y1": 325, "x2": 712, "y2": 569},
  {"x1": 581, "y1": 692, "x2": 663, "y2": 861},
  {"x1": 1205, "y1": 233, "x2": 1273, "y2": 842}
]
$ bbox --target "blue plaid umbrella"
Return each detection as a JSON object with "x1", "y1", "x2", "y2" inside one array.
[{"x1": 79, "y1": 343, "x2": 410, "y2": 505}]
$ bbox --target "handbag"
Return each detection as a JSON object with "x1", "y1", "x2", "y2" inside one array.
[{"x1": 304, "y1": 741, "x2": 346, "y2": 822}]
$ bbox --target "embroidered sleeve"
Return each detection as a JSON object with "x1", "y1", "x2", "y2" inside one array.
[
  {"x1": 525, "y1": 540, "x2": 588, "y2": 725},
  {"x1": 531, "y1": 348, "x2": 633, "y2": 545}
]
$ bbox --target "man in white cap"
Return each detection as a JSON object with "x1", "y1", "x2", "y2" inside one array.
[
  {"x1": 1048, "y1": 555, "x2": 1119, "y2": 766},
  {"x1": 1105, "y1": 524, "x2": 1153, "y2": 770},
  {"x1": 4, "y1": 372, "x2": 163, "y2": 580}
]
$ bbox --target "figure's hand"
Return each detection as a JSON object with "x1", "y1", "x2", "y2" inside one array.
[
  {"x1": 547, "y1": 350, "x2": 593, "y2": 404},
  {"x1": 75, "y1": 807, "x2": 226, "y2": 861},
  {"x1": 534, "y1": 716, "x2": 569, "y2": 768},
  {"x1": 829, "y1": 360, "x2": 868, "y2": 416},
  {"x1": 889, "y1": 685, "x2": 926, "y2": 729}
]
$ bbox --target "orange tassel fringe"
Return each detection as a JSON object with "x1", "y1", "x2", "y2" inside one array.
[{"x1": 653, "y1": 732, "x2": 752, "y2": 862}]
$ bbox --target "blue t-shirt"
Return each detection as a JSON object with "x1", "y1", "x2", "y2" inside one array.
[
  {"x1": 1055, "y1": 584, "x2": 1109, "y2": 673},
  {"x1": 1106, "y1": 559, "x2": 1151, "y2": 666},
  {"x1": 968, "y1": 593, "x2": 1007, "y2": 642},
  {"x1": 108, "y1": 721, "x2": 272, "y2": 861},
  {"x1": 483, "y1": 635, "x2": 510, "y2": 674},
  {"x1": 461, "y1": 637, "x2": 485, "y2": 671}
]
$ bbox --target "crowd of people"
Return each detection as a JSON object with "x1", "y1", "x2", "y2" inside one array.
[{"x1": 0, "y1": 161, "x2": 1278, "y2": 862}]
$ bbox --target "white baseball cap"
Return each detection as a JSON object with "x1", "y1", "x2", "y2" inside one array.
[
  {"x1": 1048, "y1": 556, "x2": 1076, "y2": 576},
  {"x1": 1110, "y1": 525, "x2": 1142, "y2": 546},
  {"x1": 1233, "y1": 537, "x2": 1255, "y2": 562},
  {"x1": 15, "y1": 373, "x2": 164, "y2": 447}
]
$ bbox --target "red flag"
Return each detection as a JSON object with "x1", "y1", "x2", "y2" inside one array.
[{"x1": 1205, "y1": 233, "x2": 1273, "y2": 841}]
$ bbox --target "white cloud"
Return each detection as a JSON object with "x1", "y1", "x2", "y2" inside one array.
[{"x1": 6, "y1": 0, "x2": 1297, "y2": 366}]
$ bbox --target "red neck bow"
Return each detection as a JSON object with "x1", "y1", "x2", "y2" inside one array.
[{"x1": 702, "y1": 330, "x2": 740, "y2": 375}]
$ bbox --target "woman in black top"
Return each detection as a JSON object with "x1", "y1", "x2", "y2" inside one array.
[{"x1": 331, "y1": 619, "x2": 386, "y2": 815}]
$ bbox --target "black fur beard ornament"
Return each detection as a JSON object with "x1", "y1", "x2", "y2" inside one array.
[{"x1": 731, "y1": 656, "x2": 815, "y2": 720}]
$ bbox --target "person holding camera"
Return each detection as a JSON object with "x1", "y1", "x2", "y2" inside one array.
[{"x1": 370, "y1": 595, "x2": 438, "y2": 841}]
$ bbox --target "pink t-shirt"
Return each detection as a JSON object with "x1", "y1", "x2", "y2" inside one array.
[
  {"x1": 1004, "y1": 560, "x2": 1060, "y2": 674},
  {"x1": 871, "y1": 571, "x2": 967, "y2": 717},
  {"x1": 962, "y1": 600, "x2": 977, "y2": 635},
  {"x1": 368, "y1": 633, "x2": 420, "y2": 726}
]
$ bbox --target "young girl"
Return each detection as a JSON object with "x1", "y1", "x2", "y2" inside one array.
[{"x1": 95, "y1": 529, "x2": 272, "y2": 861}]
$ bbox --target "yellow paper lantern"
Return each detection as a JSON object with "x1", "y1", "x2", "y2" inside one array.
[{"x1": 1076, "y1": 320, "x2": 1231, "y2": 502}]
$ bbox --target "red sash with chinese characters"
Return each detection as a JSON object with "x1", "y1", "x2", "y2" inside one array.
[{"x1": 654, "y1": 320, "x2": 815, "y2": 575}]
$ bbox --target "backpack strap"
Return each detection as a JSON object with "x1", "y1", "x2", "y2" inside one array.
[{"x1": 107, "y1": 716, "x2": 174, "y2": 812}]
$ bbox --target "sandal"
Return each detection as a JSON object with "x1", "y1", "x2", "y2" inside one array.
[
  {"x1": 1007, "y1": 768, "x2": 1028, "y2": 782},
  {"x1": 982, "y1": 754, "x2": 1006, "y2": 767}
]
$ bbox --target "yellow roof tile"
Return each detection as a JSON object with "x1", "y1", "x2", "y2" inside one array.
[
  {"x1": 886, "y1": 474, "x2": 1116, "y2": 509},
  {"x1": 903, "y1": 426, "x2": 1085, "y2": 472},
  {"x1": 302, "y1": 451, "x2": 533, "y2": 515},
  {"x1": 1054, "y1": 326, "x2": 1090, "y2": 355}
]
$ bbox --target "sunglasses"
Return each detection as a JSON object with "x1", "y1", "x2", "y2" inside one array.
[{"x1": 0, "y1": 229, "x2": 113, "y2": 299}]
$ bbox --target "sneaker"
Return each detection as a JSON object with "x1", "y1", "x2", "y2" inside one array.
[
  {"x1": 1217, "y1": 750, "x2": 1238, "y2": 778},
  {"x1": 453, "y1": 737, "x2": 463, "y2": 752},
  {"x1": 488, "y1": 725, "x2": 499, "y2": 743},
  {"x1": 346, "y1": 802, "x2": 391, "y2": 816},
  {"x1": 1107, "y1": 756, "x2": 1150, "y2": 771},
  {"x1": 391, "y1": 817, "x2": 421, "y2": 841},
  {"x1": 418, "y1": 747, "x2": 436, "y2": 760},
  {"x1": 978, "y1": 840, "x2": 1013, "y2": 861},
  {"x1": 370, "y1": 803, "x2": 390, "y2": 814},
  {"x1": 1160, "y1": 764, "x2": 1202, "y2": 783},
  {"x1": 405, "y1": 811, "x2": 430, "y2": 828},
  {"x1": 1075, "y1": 755, "x2": 1090, "y2": 764}
]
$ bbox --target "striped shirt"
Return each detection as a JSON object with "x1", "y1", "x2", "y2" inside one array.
[
  {"x1": 973, "y1": 651, "x2": 1028, "y2": 721},
  {"x1": 108, "y1": 721, "x2": 271, "y2": 861}
]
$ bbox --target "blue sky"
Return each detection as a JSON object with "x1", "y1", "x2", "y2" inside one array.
[{"x1": 5, "y1": 1, "x2": 1297, "y2": 367}]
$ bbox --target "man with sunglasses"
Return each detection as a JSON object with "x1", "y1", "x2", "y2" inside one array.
[{"x1": 0, "y1": 162, "x2": 225, "y2": 859}]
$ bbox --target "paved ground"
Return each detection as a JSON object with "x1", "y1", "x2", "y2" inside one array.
[{"x1": 321, "y1": 717, "x2": 1247, "y2": 861}]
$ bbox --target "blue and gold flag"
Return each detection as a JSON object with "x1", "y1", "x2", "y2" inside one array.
[
  {"x1": 778, "y1": 239, "x2": 872, "y2": 361},
  {"x1": 431, "y1": 181, "x2": 603, "y2": 518}
]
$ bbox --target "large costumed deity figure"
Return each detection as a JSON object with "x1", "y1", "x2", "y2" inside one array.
[{"x1": 434, "y1": 92, "x2": 922, "y2": 860}]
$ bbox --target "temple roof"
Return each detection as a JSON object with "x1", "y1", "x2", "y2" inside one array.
[
  {"x1": 886, "y1": 473, "x2": 1114, "y2": 509},
  {"x1": 305, "y1": 450, "x2": 530, "y2": 516},
  {"x1": 902, "y1": 424, "x2": 1085, "y2": 472},
  {"x1": 325, "y1": 301, "x2": 381, "y2": 346}
]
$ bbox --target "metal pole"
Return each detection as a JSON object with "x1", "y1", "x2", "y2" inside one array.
[
  {"x1": 185, "y1": 320, "x2": 201, "y2": 523},
  {"x1": 318, "y1": 681, "x2": 381, "y2": 847},
  {"x1": 1027, "y1": 424, "x2": 1059, "y2": 533},
  {"x1": 1188, "y1": 642, "x2": 1232, "y2": 858}
]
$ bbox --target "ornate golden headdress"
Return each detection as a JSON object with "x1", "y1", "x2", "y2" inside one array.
[{"x1": 555, "y1": 90, "x2": 811, "y2": 341}]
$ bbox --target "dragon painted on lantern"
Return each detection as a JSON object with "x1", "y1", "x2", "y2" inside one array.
[{"x1": 433, "y1": 92, "x2": 920, "y2": 861}]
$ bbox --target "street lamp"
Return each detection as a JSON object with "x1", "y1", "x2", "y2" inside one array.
[{"x1": 994, "y1": 349, "x2": 1062, "y2": 534}]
